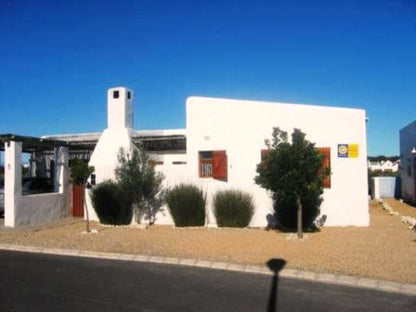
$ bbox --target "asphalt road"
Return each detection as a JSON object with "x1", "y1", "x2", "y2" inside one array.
[{"x1": 0, "y1": 250, "x2": 414, "y2": 311}]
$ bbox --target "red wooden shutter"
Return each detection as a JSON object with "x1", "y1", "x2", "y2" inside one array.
[
  {"x1": 261, "y1": 149, "x2": 271, "y2": 161},
  {"x1": 212, "y1": 150, "x2": 227, "y2": 180},
  {"x1": 316, "y1": 147, "x2": 331, "y2": 188},
  {"x1": 261, "y1": 149, "x2": 271, "y2": 171}
]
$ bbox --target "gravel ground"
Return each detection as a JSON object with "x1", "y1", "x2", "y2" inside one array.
[{"x1": 1, "y1": 200, "x2": 415, "y2": 284}]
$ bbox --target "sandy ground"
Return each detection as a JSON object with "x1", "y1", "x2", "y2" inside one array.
[{"x1": 1, "y1": 200, "x2": 415, "y2": 284}]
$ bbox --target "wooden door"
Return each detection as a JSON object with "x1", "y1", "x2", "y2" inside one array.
[{"x1": 72, "y1": 185, "x2": 84, "y2": 217}]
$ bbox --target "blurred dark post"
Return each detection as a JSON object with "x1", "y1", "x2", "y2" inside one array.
[{"x1": 267, "y1": 258, "x2": 286, "y2": 312}]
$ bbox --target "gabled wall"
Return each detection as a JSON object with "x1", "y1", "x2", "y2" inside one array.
[{"x1": 185, "y1": 97, "x2": 369, "y2": 227}]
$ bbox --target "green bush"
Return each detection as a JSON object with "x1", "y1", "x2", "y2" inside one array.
[
  {"x1": 255, "y1": 128, "x2": 326, "y2": 230},
  {"x1": 90, "y1": 180, "x2": 133, "y2": 225},
  {"x1": 213, "y1": 190, "x2": 254, "y2": 227},
  {"x1": 166, "y1": 184, "x2": 206, "y2": 227}
]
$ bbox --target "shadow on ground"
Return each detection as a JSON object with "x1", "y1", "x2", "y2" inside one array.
[{"x1": 266, "y1": 258, "x2": 287, "y2": 312}]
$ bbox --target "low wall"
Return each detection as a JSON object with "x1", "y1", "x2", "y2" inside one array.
[
  {"x1": 15, "y1": 193, "x2": 69, "y2": 227},
  {"x1": 371, "y1": 177, "x2": 398, "y2": 199}
]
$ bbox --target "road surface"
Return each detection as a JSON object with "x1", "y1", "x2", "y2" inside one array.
[{"x1": 0, "y1": 250, "x2": 414, "y2": 311}]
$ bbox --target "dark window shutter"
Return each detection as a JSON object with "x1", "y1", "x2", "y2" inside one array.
[
  {"x1": 212, "y1": 150, "x2": 227, "y2": 180},
  {"x1": 316, "y1": 147, "x2": 331, "y2": 188},
  {"x1": 261, "y1": 149, "x2": 271, "y2": 171},
  {"x1": 261, "y1": 149, "x2": 271, "y2": 161}
]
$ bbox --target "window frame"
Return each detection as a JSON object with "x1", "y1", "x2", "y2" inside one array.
[{"x1": 198, "y1": 150, "x2": 227, "y2": 181}]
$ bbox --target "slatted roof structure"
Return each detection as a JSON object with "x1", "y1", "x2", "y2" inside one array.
[
  {"x1": 0, "y1": 130, "x2": 186, "y2": 163},
  {"x1": 0, "y1": 133, "x2": 98, "y2": 161},
  {"x1": 0, "y1": 134, "x2": 70, "y2": 153},
  {"x1": 42, "y1": 131, "x2": 187, "y2": 154}
]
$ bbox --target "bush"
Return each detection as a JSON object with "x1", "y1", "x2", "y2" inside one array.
[
  {"x1": 90, "y1": 180, "x2": 133, "y2": 225},
  {"x1": 213, "y1": 190, "x2": 254, "y2": 227},
  {"x1": 255, "y1": 128, "x2": 326, "y2": 230},
  {"x1": 166, "y1": 184, "x2": 206, "y2": 227},
  {"x1": 115, "y1": 147, "x2": 164, "y2": 225},
  {"x1": 273, "y1": 189, "x2": 322, "y2": 230}
]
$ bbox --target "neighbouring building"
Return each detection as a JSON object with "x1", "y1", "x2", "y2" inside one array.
[
  {"x1": 45, "y1": 87, "x2": 369, "y2": 227},
  {"x1": 400, "y1": 120, "x2": 416, "y2": 205},
  {"x1": 368, "y1": 159, "x2": 399, "y2": 173}
]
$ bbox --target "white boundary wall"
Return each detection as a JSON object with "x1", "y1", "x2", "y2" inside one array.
[
  {"x1": 4, "y1": 142, "x2": 70, "y2": 227},
  {"x1": 371, "y1": 177, "x2": 397, "y2": 199}
]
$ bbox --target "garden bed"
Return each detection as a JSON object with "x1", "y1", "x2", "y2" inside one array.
[{"x1": 0, "y1": 200, "x2": 415, "y2": 284}]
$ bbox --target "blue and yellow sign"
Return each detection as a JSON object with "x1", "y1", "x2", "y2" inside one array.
[{"x1": 338, "y1": 144, "x2": 359, "y2": 158}]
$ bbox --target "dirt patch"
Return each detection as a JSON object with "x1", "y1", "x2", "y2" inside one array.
[
  {"x1": 1, "y1": 200, "x2": 415, "y2": 284},
  {"x1": 383, "y1": 198, "x2": 416, "y2": 218}
]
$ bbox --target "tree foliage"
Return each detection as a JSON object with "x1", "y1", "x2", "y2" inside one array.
[
  {"x1": 70, "y1": 159, "x2": 95, "y2": 186},
  {"x1": 368, "y1": 155, "x2": 400, "y2": 162},
  {"x1": 115, "y1": 146, "x2": 164, "y2": 224},
  {"x1": 255, "y1": 128, "x2": 328, "y2": 229}
]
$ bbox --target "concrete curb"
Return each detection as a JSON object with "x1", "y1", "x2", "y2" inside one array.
[{"x1": 1, "y1": 243, "x2": 415, "y2": 296}]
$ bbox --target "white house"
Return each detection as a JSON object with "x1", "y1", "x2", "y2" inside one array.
[
  {"x1": 368, "y1": 160, "x2": 399, "y2": 172},
  {"x1": 400, "y1": 120, "x2": 416, "y2": 205},
  {"x1": 182, "y1": 97, "x2": 369, "y2": 227},
  {"x1": 43, "y1": 87, "x2": 369, "y2": 227}
]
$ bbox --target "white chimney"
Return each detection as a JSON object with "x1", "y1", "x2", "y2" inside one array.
[{"x1": 107, "y1": 87, "x2": 133, "y2": 129}]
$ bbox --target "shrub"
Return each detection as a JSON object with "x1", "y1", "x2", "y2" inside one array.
[
  {"x1": 213, "y1": 190, "x2": 254, "y2": 227},
  {"x1": 90, "y1": 180, "x2": 133, "y2": 225},
  {"x1": 166, "y1": 184, "x2": 206, "y2": 227},
  {"x1": 255, "y1": 128, "x2": 327, "y2": 231},
  {"x1": 115, "y1": 147, "x2": 164, "y2": 225}
]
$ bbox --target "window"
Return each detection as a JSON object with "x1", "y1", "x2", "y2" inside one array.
[
  {"x1": 127, "y1": 91, "x2": 131, "y2": 99},
  {"x1": 113, "y1": 90, "x2": 119, "y2": 99},
  {"x1": 199, "y1": 150, "x2": 227, "y2": 180},
  {"x1": 316, "y1": 147, "x2": 331, "y2": 188}
]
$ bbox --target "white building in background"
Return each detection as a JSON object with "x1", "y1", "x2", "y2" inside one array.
[
  {"x1": 47, "y1": 87, "x2": 369, "y2": 227},
  {"x1": 400, "y1": 121, "x2": 416, "y2": 205},
  {"x1": 368, "y1": 160, "x2": 399, "y2": 172}
]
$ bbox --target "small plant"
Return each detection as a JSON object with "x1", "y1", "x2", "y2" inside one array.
[
  {"x1": 166, "y1": 184, "x2": 206, "y2": 227},
  {"x1": 213, "y1": 189, "x2": 254, "y2": 227},
  {"x1": 90, "y1": 180, "x2": 133, "y2": 225}
]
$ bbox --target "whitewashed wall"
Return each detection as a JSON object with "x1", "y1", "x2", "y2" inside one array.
[
  {"x1": 184, "y1": 97, "x2": 369, "y2": 227},
  {"x1": 371, "y1": 177, "x2": 397, "y2": 199},
  {"x1": 85, "y1": 88, "x2": 369, "y2": 227},
  {"x1": 4, "y1": 142, "x2": 70, "y2": 227}
]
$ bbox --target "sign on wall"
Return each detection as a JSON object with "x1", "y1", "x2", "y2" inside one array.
[{"x1": 338, "y1": 144, "x2": 359, "y2": 158}]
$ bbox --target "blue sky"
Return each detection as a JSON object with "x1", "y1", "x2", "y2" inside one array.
[{"x1": 0, "y1": 0, "x2": 415, "y2": 156}]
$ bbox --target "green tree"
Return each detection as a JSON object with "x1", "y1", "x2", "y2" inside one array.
[
  {"x1": 255, "y1": 128, "x2": 328, "y2": 238},
  {"x1": 115, "y1": 146, "x2": 164, "y2": 225},
  {"x1": 70, "y1": 158, "x2": 95, "y2": 233}
]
